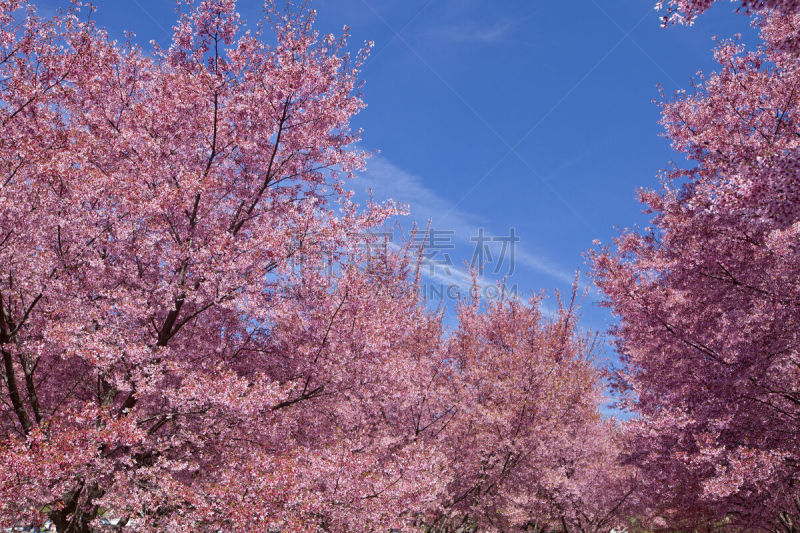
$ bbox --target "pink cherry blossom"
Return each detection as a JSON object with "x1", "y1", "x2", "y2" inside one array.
[
  {"x1": 0, "y1": 1, "x2": 645, "y2": 531},
  {"x1": 591, "y1": 10, "x2": 800, "y2": 529},
  {"x1": 657, "y1": 0, "x2": 800, "y2": 25},
  {"x1": 0, "y1": 1, "x2": 448, "y2": 529},
  {"x1": 429, "y1": 286, "x2": 637, "y2": 532}
]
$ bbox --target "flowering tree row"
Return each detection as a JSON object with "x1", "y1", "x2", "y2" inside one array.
[
  {"x1": 4, "y1": 0, "x2": 799, "y2": 530},
  {"x1": 591, "y1": 1, "x2": 800, "y2": 530},
  {"x1": 0, "y1": 1, "x2": 631, "y2": 531}
]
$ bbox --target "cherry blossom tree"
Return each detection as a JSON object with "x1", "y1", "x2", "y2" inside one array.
[
  {"x1": 591, "y1": 10, "x2": 800, "y2": 529},
  {"x1": 428, "y1": 288, "x2": 637, "y2": 532},
  {"x1": 0, "y1": 1, "x2": 450, "y2": 530},
  {"x1": 0, "y1": 1, "x2": 648, "y2": 531}
]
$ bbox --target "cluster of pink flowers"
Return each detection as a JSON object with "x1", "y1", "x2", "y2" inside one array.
[
  {"x1": 658, "y1": 0, "x2": 800, "y2": 24},
  {"x1": 591, "y1": 3, "x2": 800, "y2": 530},
  {"x1": 0, "y1": 1, "x2": 630, "y2": 531},
  {"x1": 3, "y1": 0, "x2": 799, "y2": 530}
]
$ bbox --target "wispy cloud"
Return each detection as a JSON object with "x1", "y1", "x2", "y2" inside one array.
[
  {"x1": 352, "y1": 155, "x2": 575, "y2": 287},
  {"x1": 353, "y1": 154, "x2": 484, "y2": 236},
  {"x1": 515, "y1": 249, "x2": 576, "y2": 286},
  {"x1": 414, "y1": 4, "x2": 541, "y2": 46},
  {"x1": 427, "y1": 18, "x2": 517, "y2": 44}
]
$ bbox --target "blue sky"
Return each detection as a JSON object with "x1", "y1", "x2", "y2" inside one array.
[{"x1": 41, "y1": 0, "x2": 758, "y2": 397}]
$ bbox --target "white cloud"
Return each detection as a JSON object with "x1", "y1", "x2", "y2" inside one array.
[
  {"x1": 430, "y1": 18, "x2": 517, "y2": 44},
  {"x1": 352, "y1": 155, "x2": 575, "y2": 286},
  {"x1": 353, "y1": 154, "x2": 484, "y2": 235}
]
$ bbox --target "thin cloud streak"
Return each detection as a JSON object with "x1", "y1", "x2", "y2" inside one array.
[
  {"x1": 353, "y1": 155, "x2": 575, "y2": 286},
  {"x1": 422, "y1": 18, "x2": 516, "y2": 44}
]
